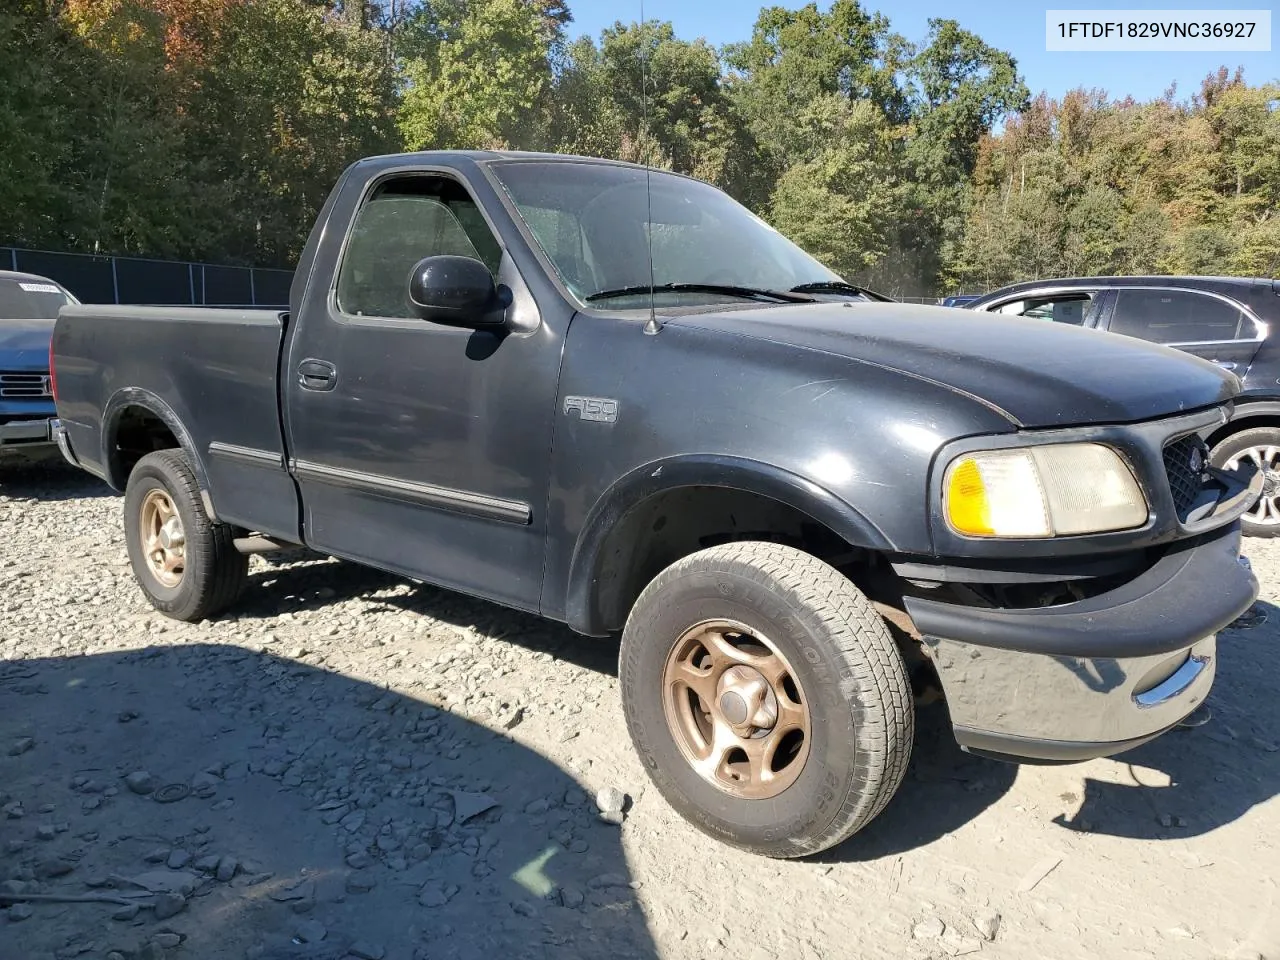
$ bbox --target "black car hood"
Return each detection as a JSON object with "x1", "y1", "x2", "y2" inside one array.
[
  {"x1": 670, "y1": 302, "x2": 1238, "y2": 429},
  {"x1": 0, "y1": 318, "x2": 56, "y2": 369}
]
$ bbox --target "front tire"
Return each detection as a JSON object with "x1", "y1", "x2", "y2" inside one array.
[
  {"x1": 1209, "y1": 426, "x2": 1280, "y2": 538},
  {"x1": 619, "y1": 542, "x2": 913, "y2": 858},
  {"x1": 123, "y1": 449, "x2": 247, "y2": 621}
]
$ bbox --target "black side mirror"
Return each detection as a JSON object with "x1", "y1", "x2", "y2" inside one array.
[{"x1": 407, "y1": 255, "x2": 508, "y2": 328}]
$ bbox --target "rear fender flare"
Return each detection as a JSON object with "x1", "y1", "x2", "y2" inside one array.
[
  {"x1": 101, "y1": 388, "x2": 211, "y2": 508},
  {"x1": 564, "y1": 454, "x2": 893, "y2": 635}
]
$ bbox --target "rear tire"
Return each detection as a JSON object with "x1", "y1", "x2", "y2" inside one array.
[
  {"x1": 1209, "y1": 426, "x2": 1280, "y2": 538},
  {"x1": 619, "y1": 542, "x2": 913, "y2": 858},
  {"x1": 123, "y1": 449, "x2": 247, "y2": 621}
]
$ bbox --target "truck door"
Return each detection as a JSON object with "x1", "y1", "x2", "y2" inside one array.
[{"x1": 281, "y1": 170, "x2": 565, "y2": 612}]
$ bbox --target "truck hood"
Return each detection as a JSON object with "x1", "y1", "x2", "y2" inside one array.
[
  {"x1": 0, "y1": 319, "x2": 55, "y2": 370},
  {"x1": 670, "y1": 302, "x2": 1237, "y2": 428}
]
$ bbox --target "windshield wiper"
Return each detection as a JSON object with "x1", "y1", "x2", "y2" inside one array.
[
  {"x1": 585, "y1": 283, "x2": 816, "y2": 304},
  {"x1": 789, "y1": 281, "x2": 881, "y2": 299}
]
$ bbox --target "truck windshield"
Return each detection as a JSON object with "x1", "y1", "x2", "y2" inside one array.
[
  {"x1": 488, "y1": 161, "x2": 844, "y2": 307},
  {"x1": 0, "y1": 278, "x2": 74, "y2": 319}
]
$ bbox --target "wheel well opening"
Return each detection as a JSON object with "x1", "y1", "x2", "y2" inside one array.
[
  {"x1": 110, "y1": 406, "x2": 180, "y2": 485},
  {"x1": 1207, "y1": 414, "x2": 1280, "y2": 451},
  {"x1": 591, "y1": 485, "x2": 882, "y2": 634}
]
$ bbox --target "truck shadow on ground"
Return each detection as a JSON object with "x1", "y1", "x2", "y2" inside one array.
[
  {"x1": 834, "y1": 601, "x2": 1280, "y2": 859},
  {"x1": 232, "y1": 556, "x2": 1280, "y2": 862},
  {"x1": 239, "y1": 557, "x2": 622, "y2": 678},
  {"x1": 0, "y1": 645, "x2": 657, "y2": 960},
  {"x1": 819, "y1": 702, "x2": 1018, "y2": 863},
  {"x1": 0, "y1": 457, "x2": 113, "y2": 502},
  {"x1": 239, "y1": 559, "x2": 1022, "y2": 858},
  {"x1": 1048, "y1": 601, "x2": 1280, "y2": 843}
]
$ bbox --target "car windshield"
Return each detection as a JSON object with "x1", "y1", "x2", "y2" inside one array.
[
  {"x1": 0, "y1": 277, "x2": 74, "y2": 319},
  {"x1": 488, "y1": 160, "x2": 843, "y2": 307}
]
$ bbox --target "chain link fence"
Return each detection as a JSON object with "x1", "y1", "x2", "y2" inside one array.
[
  {"x1": 3, "y1": 245, "x2": 988, "y2": 310},
  {"x1": 894, "y1": 294, "x2": 987, "y2": 305},
  {"x1": 2, "y1": 247, "x2": 292, "y2": 308}
]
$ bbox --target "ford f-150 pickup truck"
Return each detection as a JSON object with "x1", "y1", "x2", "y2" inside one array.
[
  {"x1": 1, "y1": 270, "x2": 77, "y2": 462},
  {"x1": 50, "y1": 151, "x2": 1263, "y2": 858}
]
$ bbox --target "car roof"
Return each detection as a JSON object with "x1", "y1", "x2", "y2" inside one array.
[
  {"x1": 967, "y1": 275, "x2": 1274, "y2": 306},
  {"x1": 0, "y1": 269, "x2": 62, "y2": 285}
]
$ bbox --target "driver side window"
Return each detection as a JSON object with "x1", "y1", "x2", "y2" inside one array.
[{"x1": 335, "y1": 176, "x2": 502, "y2": 320}]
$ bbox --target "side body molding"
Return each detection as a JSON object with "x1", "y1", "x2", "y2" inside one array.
[{"x1": 563, "y1": 454, "x2": 894, "y2": 635}]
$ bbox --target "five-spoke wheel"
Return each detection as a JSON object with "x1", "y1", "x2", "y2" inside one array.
[
  {"x1": 138, "y1": 488, "x2": 186, "y2": 587},
  {"x1": 663, "y1": 619, "x2": 810, "y2": 799}
]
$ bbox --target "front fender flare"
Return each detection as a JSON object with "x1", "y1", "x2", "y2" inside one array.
[
  {"x1": 564, "y1": 454, "x2": 893, "y2": 635},
  {"x1": 1228, "y1": 399, "x2": 1280, "y2": 421}
]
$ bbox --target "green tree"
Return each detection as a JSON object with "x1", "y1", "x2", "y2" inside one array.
[
  {"x1": 0, "y1": 4, "x2": 85, "y2": 248},
  {"x1": 948, "y1": 74, "x2": 1280, "y2": 291},
  {"x1": 398, "y1": 0, "x2": 552, "y2": 151},
  {"x1": 2, "y1": 0, "x2": 206, "y2": 256},
  {"x1": 548, "y1": 21, "x2": 767, "y2": 204},
  {"x1": 898, "y1": 19, "x2": 1028, "y2": 289},
  {"x1": 189, "y1": 0, "x2": 399, "y2": 264},
  {"x1": 725, "y1": 0, "x2": 908, "y2": 146},
  {"x1": 768, "y1": 97, "x2": 897, "y2": 278},
  {"x1": 906, "y1": 19, "x2": 1028, "y2": 188}
]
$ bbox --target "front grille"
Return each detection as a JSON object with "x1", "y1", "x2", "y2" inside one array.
[
  {"x1": 0, "y1": 372, "x2": 51, "y2": 399},
  {"x1": 1163, "y1": 434, "x2": 1210, "y2": 517}
]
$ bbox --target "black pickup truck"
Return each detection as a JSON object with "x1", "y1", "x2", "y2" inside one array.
[{"x1": 51, "y1": 151, "x2": 1262, "y2": 858}]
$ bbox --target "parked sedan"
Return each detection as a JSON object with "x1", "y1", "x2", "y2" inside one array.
[
  {"x1": 0, "y1": 270, "x2": 78, "y2": 463},
  {"x1": 964, "y1": 276, "x2": 1280, "y2": 536}
]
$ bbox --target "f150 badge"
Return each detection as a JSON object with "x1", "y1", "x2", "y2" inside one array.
[{"x1": 564, "y1": 396, "x2": 618, "y2": 423}]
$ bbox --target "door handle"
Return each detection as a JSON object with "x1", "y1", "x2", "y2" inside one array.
[
  {"x1": 1213, "y1": 360, "x2": 1237, "y2": 371},
  {"x1": 297, "y1": 358, "x2": 337, "y2": 391}
]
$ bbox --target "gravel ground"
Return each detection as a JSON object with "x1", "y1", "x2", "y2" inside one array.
[{"x1": 2, "y1": 459, "x2": 1278, "y2": 960}]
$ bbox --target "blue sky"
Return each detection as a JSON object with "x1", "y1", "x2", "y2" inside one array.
[{"x1": 564, "y1": 0, "x2": 1278, "y2": 103}]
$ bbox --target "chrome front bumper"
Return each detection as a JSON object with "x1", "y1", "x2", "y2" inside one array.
[
  {"x1": 931, "y1": 634, "x2": 1217, "y2": 762},
  {"x1": 905, "y1": 525, "x2": 1257, "y2": 763}
]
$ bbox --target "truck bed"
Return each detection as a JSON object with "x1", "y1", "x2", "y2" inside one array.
[{"x1": 52, "y1": 305, "x2": 298, "y2": 539}]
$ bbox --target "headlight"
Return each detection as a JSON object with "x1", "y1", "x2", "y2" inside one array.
[{"x1": 944, "y1": 442, "x2": 1148, "y2": 538}]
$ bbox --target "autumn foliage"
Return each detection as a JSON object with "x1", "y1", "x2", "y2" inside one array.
[{"x1": 3, "y1": 0, "x2": 1277, "y2": 293}]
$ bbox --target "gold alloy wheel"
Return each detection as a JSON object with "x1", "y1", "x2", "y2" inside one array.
[
  {"x1": 139, "y1": 488, "x2": 186, "y2": 588},
  {"x1": 661, "y1": 619, "x2": 811, "y2": 799}
]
